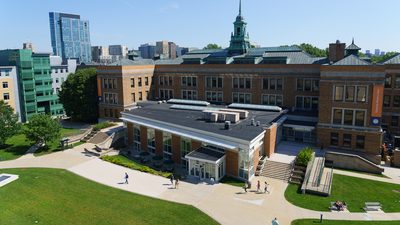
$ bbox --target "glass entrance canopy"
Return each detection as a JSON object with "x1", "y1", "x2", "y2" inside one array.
[{"x1": 185, "y1": 147, "x2": 226, "y2": 181}]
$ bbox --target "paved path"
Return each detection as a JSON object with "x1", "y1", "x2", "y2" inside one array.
[{"x1": 2, "y1": 147, "x2": 400, "y2": 225}]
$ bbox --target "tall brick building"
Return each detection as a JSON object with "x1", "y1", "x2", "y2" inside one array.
[{"x1": 97, "y1": 1, "x2": 400, "y2": 180}]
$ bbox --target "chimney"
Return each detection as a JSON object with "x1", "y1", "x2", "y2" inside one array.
[
  {"x1": 256, "y1": 121, "x2": 261, "y2": 126},
  {"x1": 251, "y1": 118, "x2": 255, "y2": 126},
  {"x1": 225, "y1": 121, "x2": 231, "y2": 130},
  {"x1": 328, "y1": 40, "x2": 346, "y2": 63}
]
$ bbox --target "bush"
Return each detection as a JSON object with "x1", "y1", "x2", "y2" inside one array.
[
  {"x1": 101, "y1": 155, "x2": 172, "y2": 178},
  {"x1": 93, "y1": 121, "x2": 116, "y2": 131},
  {"x1": 295, "y1": 147, "x2": 314, "y2": 167}
]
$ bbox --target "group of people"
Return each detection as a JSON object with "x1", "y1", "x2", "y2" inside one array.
[
  {"x1": 243, "y1": 180, "x2": 270, "y2": 194},
  {"x1": 170, "y1": 174, "x2": 180, "y2": 189},
  {"x1": 334, "y1": 200, "x2": 347, "y2": 211}
]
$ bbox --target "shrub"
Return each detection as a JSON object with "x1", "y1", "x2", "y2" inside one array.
[
  {"x1": 101, "y1": 155, "x2": 172, "y2": 178},
  {"x1": 295, "y1": 147, "x2": 314, "y2": 167},
  {"x1": 93, "y1": 121, "x2": 116, "y2": 131}
]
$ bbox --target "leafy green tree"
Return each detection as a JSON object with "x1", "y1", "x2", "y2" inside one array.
[
  {"x1": 203, "y1": 43, "x2": 222, "y2": 50},
  {"x1": 0, "y1": 101, "x2": 21, "y2": 146},
  {"x1": 59, "y1": 68, "x2": 98, "y2": 123},
  {"x1": 24, "y1": 114, "x2": 61, "y2": 145},
  {"x1": 297, "y1": 43, "x2": 328, "y2": 57}
]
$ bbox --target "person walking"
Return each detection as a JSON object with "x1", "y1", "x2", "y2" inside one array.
[
  {"x1": 124, "y1": 172, "x2": 129, "y2": 184},
  {"x1": 175, "y1": 178, "x2": 179, "y2": 189},
  {"x1": 243, "y1": 183, "x2": 247, "y2": 193},
  {"x1": 264, "y1": 181, "x2": 270, "y2": 194},
  {"x1": 257, "y1": 180, "x2": 261, "y2": 192},
  {"x1": 170, "y1": 174, "x2": 174, "y2": 185},
  {"x1": 272, "y1": 217, "x2": 279, "y2": 225}
]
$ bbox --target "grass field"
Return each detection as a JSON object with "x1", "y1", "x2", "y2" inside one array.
[
  {"x1": 0, "y1": 168, "x2": 219, "y2": 225},
  {"x1": 292, "y1": 219, "x2": 400, "y2": 225},
  {"x1": 0, "y1": 134, "x2": 33, "y2": 161},
  {"x1": 285, "y1": 174, "x2": 400, "y2": 212}
]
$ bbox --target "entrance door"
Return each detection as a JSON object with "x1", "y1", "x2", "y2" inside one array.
[{"x1": 194, "y1": 164, "x2": 206, "y2": 179}]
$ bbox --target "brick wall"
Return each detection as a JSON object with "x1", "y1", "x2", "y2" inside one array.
[
  {"x1": 127, "y1": 122, "x2": 133, "y2": 145},
  {"x1": 225, "y1": 150, "x2": 238, "y2": 177},
  {"x1": 140, "y1": 126, "x2": 148, "y2": 151},
  {"x1": 264, "y1": 124, "x2": 277, "y2": 157},
  {"x1": 155, "y1": 130, "x2": 163, "y2": 156},
  {"x1": 171, "y1": 134, "x2": 181, "y2": 164}
]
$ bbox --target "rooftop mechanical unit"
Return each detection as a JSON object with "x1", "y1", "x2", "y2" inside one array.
[
  {"x1": 228, "y1": 103, "x2": 282, "y2": 112},
  {"x1": 167, "y1": 99, "x2": 210, "y2": 106}
]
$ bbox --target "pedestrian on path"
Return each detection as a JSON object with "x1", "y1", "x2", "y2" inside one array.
[
  {"x1": 272, "y1": 218, "x2": 279, "y2": 225},
  {"x1": 170, "y1": 174, "x2": 174, "y2": 185},
  {"x1": 243, "y1": 183, "x2": 247, "y2": 193},
  {"x1": 257, "y1": 180, "x2": 261, "y2": 192},
  {"x1": 175, "y1": 178, "x2": 179, "y2": 189},
  {"x1": 264, "y1": 181, "x2": 270, "y2": 194},
  {"x1": 124, "y1": 172, "x2": 129, "y2": 184}
]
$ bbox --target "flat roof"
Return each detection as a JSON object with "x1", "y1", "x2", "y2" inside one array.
[
  {"x1": 122, "y1": 101, "x2": 284, "y2": 141},
  {"x1": 186, "y1": 147, "x2": 225, "y2": 162}
]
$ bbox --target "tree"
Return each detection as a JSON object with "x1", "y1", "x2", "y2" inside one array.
[
  {"x1": 203, "y1": 43, "x2": 222, "y2": 50},
  {"x1": 297, "y1": 43, "x2": 328, "y2": 57},
  {"x1": 24, "y1": 114, "x2": 61, "y2": 145},
  {"x1": 59, "y1": 68, "x2": 98, "y2": 123},
  {"x1": 0, "y1": 101, "x2": 21, "y2": 146}
]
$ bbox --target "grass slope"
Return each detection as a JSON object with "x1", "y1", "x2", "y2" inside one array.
[
  {"x1": 285, "y1": 174, "x2": 400, "y2": 212},
  {"x1": 292, "y1": 219, "x2": 400, "y2": 225},
  {"x1": 0, "y1": 134, "x2": 33, "y2": 161},
  {"x1": 0, "y1": 168, "x2": 219, "y2": 225}
]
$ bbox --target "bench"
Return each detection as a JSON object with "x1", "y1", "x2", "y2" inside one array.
[
  {"x1": 94, "y1": 145, "x2": 102, "y2": 152},
  {"x1": 364, "y1": 202, "x2": 382, "y2": 211}
]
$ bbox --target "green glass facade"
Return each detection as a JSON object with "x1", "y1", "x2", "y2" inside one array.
[{"x1": 0, "y1": 49, "x2": 63, "y2": 122}]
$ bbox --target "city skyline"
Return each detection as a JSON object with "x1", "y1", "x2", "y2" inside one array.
[{"x1": 1, "y1": 0, "x2": 399, "y2": 52}]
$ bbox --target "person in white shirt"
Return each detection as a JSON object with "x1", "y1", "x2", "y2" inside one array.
[{"x1": 272, "y1": 217, "x2": 279, "y2": 225}]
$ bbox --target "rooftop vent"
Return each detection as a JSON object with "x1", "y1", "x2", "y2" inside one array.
[
  {"x1": 167, "y1": 99, "x2": 210, "y2": 106},
  {"x1": 256, "y1": 121, "x2": 261, "y2": 126},
  {"x1": 228, "y1": 103, "x2": 282, "y2": 112},
  {"x1": 225, "y1": 121, "x2": 231, "y2": 130}
]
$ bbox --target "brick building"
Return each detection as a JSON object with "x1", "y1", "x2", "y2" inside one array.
[{"x1": 97, "y1": 1, "x2": 400, "y2": 180}]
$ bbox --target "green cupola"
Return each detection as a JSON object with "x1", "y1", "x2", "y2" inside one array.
[{"x1": 228, "y1": 0, "x2": 251, "y2": 56}]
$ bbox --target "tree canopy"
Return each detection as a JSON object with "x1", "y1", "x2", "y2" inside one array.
[
  {"x1": 203, "y1": 43, "x2": 222, "y2": 50},
  {"x1": 0, "y1": 101, "x2": 21, "y2": 146},
  {"x1": 24, "y1": 114, "x2": 61, "y2": 145},
  {"x1": 297, "y1": 43, "x2": 328, "y2": 57},
  {"x1": 59, "y1": 68, "x2": 98, "y2": 123}
]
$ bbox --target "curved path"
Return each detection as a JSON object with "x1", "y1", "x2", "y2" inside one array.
[{"x1": 1, "y1": 145, "x2": 400, "y2": 225}]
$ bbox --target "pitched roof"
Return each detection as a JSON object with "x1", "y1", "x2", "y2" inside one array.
[
  {"x1": 346, "y1": 39, "x2": 361, "y2": 50},
  {"x1": 110, "y1": 58, "x2": 154, "y2": 66},
  {"x1": 333, "y1": 54, "x2": 370, "y2": 66},
  {"x1": 382, "y1": 53, "x2": 400, "y2": 64}
]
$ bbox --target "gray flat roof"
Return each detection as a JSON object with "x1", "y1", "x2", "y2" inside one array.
[
  {"x1": 124, "y1": 101, "x2": 284, "y2": 141},
  {"x1": 186, "y1": 147, "x2": 225, "y2": 162}
]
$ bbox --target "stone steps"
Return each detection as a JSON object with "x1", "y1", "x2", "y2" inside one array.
[{"x1": 260, "y1": 160, "x2": 292, "y2": 181}]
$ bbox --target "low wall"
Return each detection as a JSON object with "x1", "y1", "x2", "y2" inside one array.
[{"x1": 325, "y1": 151, "x2": 384, "y2": 174}]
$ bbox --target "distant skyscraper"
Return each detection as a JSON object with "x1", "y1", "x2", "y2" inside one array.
[
  {"x1": 374, "y1": 49, "x2": 380, "y2": 56},
  {"x1": 168, "y1": 42, "x2": 177, "y2": 59},
  {"x1": 139, "y1": 44, "x2": 156, "y2": 59},
  {"x1": 23, "y1": 42, "x2": 35, "y2": 52},
  {"x1": 49, "y1": 12, "x2": 92, "y2": 63},
  {"x1": 156, "y1": 41, "x2": 169, "y2": 58}
]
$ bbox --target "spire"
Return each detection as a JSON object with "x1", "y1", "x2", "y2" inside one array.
[
  {"x1": 352, "y1": 37, "x2": 354, "y2": 45},
  {"x1": 239, "y1": 0, "x2": 242, "y2": 16}
]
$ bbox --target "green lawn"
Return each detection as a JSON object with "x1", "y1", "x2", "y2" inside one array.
[
  {"x1": 0, "y1": 134, "x2": 33, "y2": 161},
  {"x1": 220, "y1": 176, "x2": 246, "y2": 187},
  {"x1": 34, "y1": 128, "x2": 84, "y2": 156},
  {"x1": 60, "y1": 127, "x2": 85, "y2": 137},
  {"x1": 0, "y1": 168, "x2": 219, "y2": 225},
  {"x1": 285, "y1": 174, "x2": 400, "y2": 212},
  {"x1": 292, "y1": 219, "x2": 400, "y2": 225}
]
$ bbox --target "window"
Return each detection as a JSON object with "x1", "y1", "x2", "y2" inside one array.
[
  {"x1": 112, "y1": 79, "x2": 116, "y2": 89},
  {"x1": 277, "y1": 78, "x2": 283, "y2": 90},
  {"x1": 206, "y1": 76, "x2": 223, "y2": 88},
  {"x1": 332, "y1": 109, "x2": 342, "y2": 124},
  {"x1": 131, "y1": 93, "x2": 135, "y2": 102},
  {"x1": 330, "y1": 133, "x2": 339, "y2": 146},
  {"x1": 182, "y1": 90, "x2": 197, "y2": 100},
  {"x1": 159, "y1": 89, "x2": 173, "y2": 100},
  {"x1": 385, "y1": 75, "x2": 392, "y2": 88},
  {"x1": 103, "y1": 79, "x2": 107, "y2": 89},
  {"x1": 181, "y1": 76, "x2": 197, "y2": 87},
  {"x1": 296, "y1": 96, "x2": 318, "y2": 110},
  {"x1": 393, "y1": 96, "x2": 400, "y2": 107},
  {"x1": 233, "y1": 78, "x2": 251, "y2": 89},
  {"x1": 159, "y1": 76, "x2": 164, "y2": 85},
  {"x1": 345, "y1": 86, "x2": 355, "y2": 102},
  {"x1": 343, "y1": 134, "x2": 352, "y2": 147},
  {"x1": 304, "y1": 79, "x2": 312, "y2": 91},
  {"x1": 3, "y1": 93, "x2": 10, "y2": 100},
  {"x1": 334, "y1": 86, "x2": 344, "y2": 101},
  {"x1": 392, "y1": 116, "x2": 399, "y2": 127},
  {"x1": 2, "y1": 82, "x2": 8, "y2": 88},
  {"x1": 312, "y1": 80, "x2": 319, "y2": 91},
  {"x1": 262, "y1": 78, "x2": 269, "y2": 90},
  {"x1": 297, "y1": 79, "x2": 303, "y2": 91},
  {"x1": 383, "y1": 95, "x2": 391, "y2": 107},
  {"x1": 138, "y1": 92, "x2": 142, "y2": 101},
  {"x1": 163, "y1": 132, "x2": 172, "y2": 159},
  {"x1": 343, "y1": 110, "x2": 354, "y2": 126},
  {"x1": 356, "y1": 135, "x2": 365, "y2": 149},
  {"x1": 145, "y1": 77, "x2": 149, "y2": 86},
  {"x1": 147, "y1": 129, "x2": 156, "y2": 154},
  {"x1": 138, "y1": 77, "x2": 142, "y2": 87},
  {"x1": 232, "y1": 92, "x2": 251, "y2": 103},
  {"x1": 205, "y1": 91, "x2": 223, "y2": 102},
  {"x1": 104, "y1": 108, "x2": 108, "y2": 117},
  {"x1": 296, "y1": 96, "x2": 303, "y2": 108},
  {"x1": 356, "y1": 86, "x2": 367, "y2": 102},
  {"x1": 269, "y1": 78, "x2": 276, "y2": 90},
  {"x1": 261, "y1": 94, "x2": 283, "y2": 106},
  {"x1": 396, "y1": 76, "x2": 400, "y2": 88},
  {"x1": 130, "y1": 78, "x2": 135, "y2": 88},
  {"x1": 181, "y1": 138, "x2": 191, "y2": 168},
  {"x1": 355, "y1": 110, "x2": 365, "y2": 126},
  {"x1": 297, "y1": 78, "x2": 318, "y2": 91},
  {"x1": 55, "y1": 78, "x2": 59, "y2": 83}
]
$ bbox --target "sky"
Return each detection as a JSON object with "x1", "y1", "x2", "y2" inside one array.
[{"x1": 1, "y1": 0, "x2": 399, "y2": 53}]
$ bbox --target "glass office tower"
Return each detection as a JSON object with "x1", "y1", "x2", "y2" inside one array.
[{"x1": 49, "y1": 12, "x2": 92, "y2": 63}]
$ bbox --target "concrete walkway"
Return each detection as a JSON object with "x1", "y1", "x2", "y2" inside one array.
[{"x1": 2, "y1": 147, "x2": 400, "y2": 224}]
